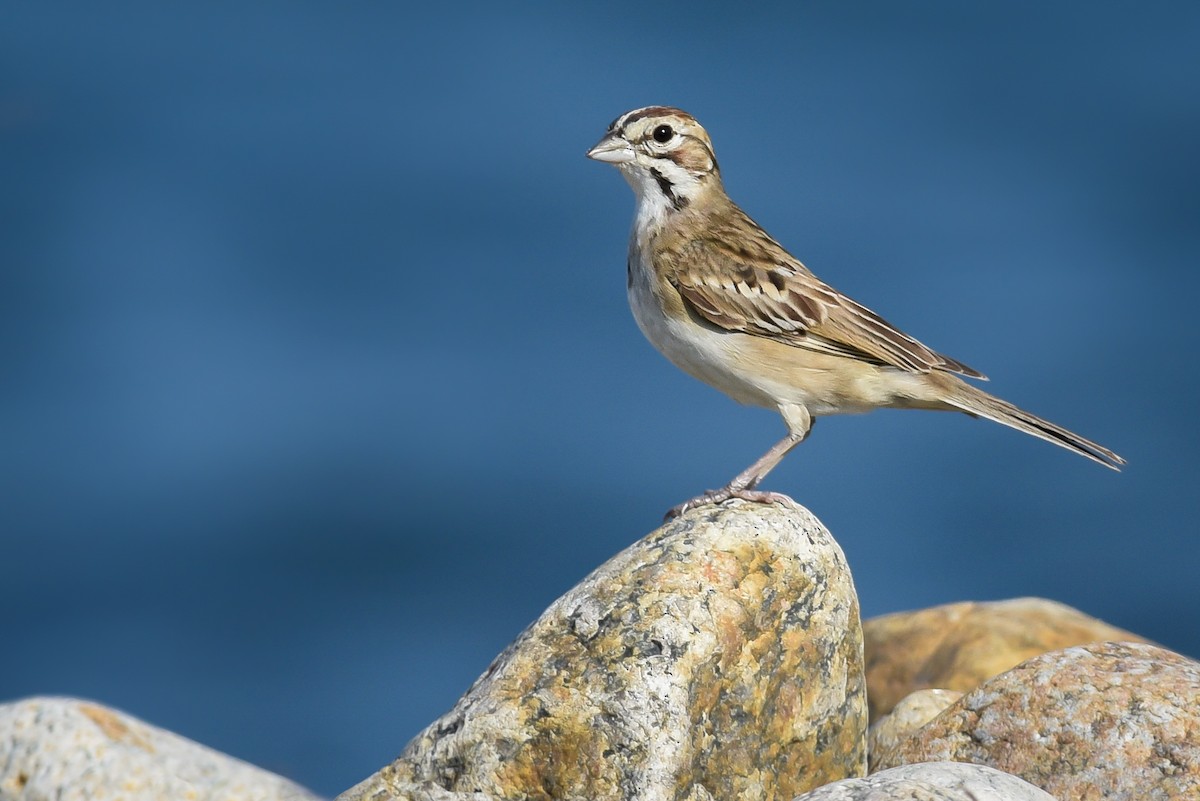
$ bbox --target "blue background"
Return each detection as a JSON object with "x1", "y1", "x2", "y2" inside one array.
[{"x1": 3, "y1": 2, "x2": 1197, "y2": 796}]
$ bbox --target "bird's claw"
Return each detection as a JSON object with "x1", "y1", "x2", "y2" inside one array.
[{"x1": 664, "y1": 488, "x2": 793, "y2": 520}]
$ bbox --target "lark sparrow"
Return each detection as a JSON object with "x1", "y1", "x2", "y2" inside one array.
[{"x1": 587, "y1": 106, "x2": 1124, "y2": 516}]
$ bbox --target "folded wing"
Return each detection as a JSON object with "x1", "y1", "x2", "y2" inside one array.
[{"x1": 669, "y1": 235, "x2": 985, "y2": 379}]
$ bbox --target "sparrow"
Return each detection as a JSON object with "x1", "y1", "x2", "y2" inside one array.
[{"x1": 587, "y1": 106, "x2": 1123, "y2": 516}]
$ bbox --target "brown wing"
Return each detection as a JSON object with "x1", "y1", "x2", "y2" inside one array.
[{"x1": 668, "y1": 234, "x2": 985, "y2": 379}]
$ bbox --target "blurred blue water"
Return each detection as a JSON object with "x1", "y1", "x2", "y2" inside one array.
[{"x1": 2, "y1": 1, "x2": 1197, "y2": 795}]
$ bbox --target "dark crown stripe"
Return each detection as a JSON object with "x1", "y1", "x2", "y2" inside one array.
[{"x1": 613, "y1": 105, "x2": 693, "y2": 132}]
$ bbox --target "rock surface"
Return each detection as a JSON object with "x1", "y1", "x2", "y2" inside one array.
[
  {"x1": 793, "y1": 762, "x2": 1056, "y2": 800},
  {"x1": 0, "y1": 696, "x2": 319, "y2": 801},
  {"x1": 874, "y1": 641, "x2": 1200, "y2": 800},
  {"x1": 339, "y1": 499, "x2": 866, "y2": 801},
  {"x1": 863, "y1": 597, "x2": 1148, "y2": 720},
  {"x1": 866, "y1": 689, "x2": 961, "y2": 771}
]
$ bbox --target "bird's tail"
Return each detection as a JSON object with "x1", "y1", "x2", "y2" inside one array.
[{"x1": 937, "y1": 377, "x2": 1125, "y2": 470}]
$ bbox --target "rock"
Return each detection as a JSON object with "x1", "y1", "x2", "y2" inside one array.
[
  {"x1": 0, "y1": 696, "x2": 320, "y2": 801},
  {"x1": 339, "y1": 498, "x2": 866, "y2": 801},
  {"x1": 863, "y1": 597, "x2": 1148, "y2": 720},
  {"x1": 873, "y1": 641, "x2": 1200, "y2": 800},
  {"x1": 792, "y1": 762, "x2": 1056, "y2": 800},
  {"x1": 866, "y1": 689, "x2": 961, "y2": 771}
]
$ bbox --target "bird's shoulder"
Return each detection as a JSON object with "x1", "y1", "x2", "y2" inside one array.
[{"x1": 652, "y1": 204, "x2": 833, "y2": 336}]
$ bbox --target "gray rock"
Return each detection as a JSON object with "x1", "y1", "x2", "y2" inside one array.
[
  {"x1": 793, "y1": 762, "x2": 1056, "y2": 800},
  {"x1": 874, "y1": 641, "x2": 1200, "y2": 800},
  {"x1": 0, "y1": 696, "x2": 320, "y2": 801},
  {"x1": 339, "y1": 498, "x2": 866, "y2": 801},
  {"x1": 867, "y1": 689, "x2": 961, "y2": 771}
]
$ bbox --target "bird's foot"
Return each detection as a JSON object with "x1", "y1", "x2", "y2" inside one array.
[{"x1": 665, "y1": 487, "x2": 793, "y2": 520}]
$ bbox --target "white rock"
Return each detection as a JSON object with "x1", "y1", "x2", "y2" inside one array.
[
  {"x1": 867, "y1": 689, "x2": 962, "y2": 770},
  {"x1": 0, "y1": 697, "x2": 320, "y2": 801},
  {"x1": 792, "y1": 761, "x2": 1056, "y2": 800}
]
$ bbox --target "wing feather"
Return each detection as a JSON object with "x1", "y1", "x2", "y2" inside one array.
[{"x1": 667, "y1": 232, "x2": 985, "y2": 379}]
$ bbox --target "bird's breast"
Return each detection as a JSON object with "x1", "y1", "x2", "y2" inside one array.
[{"x1": 627, "y1": 248, "x2": 776, "y2": 409}]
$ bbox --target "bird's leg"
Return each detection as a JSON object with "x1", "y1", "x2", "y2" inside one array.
[
  {"x1": 667, "y1": 405, "x2": 812, "y2": 519},
  {"x1": 725, "y1": 431, "x2": 805, "y2": 492}
]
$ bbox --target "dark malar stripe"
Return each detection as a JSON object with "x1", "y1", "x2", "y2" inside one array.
[{"x1": 649, "y1": 167, "x2": 688, "y2": 211}]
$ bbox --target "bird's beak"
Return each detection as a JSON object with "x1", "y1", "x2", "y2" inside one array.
[{"x1": 586, "y1": 135, "x2": 635, "y2": 164}]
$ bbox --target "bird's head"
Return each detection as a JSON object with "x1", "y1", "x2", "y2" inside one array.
[{"x1": 587, "y1": 106, "x2": 722, "y2": 217}]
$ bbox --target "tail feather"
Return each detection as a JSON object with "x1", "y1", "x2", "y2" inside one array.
[{"x1": 941, "y1": 381, "x2": 1125, "y2": 471}]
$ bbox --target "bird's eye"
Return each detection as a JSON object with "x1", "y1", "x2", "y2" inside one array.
[{"x1": 652, "y1": 124, "x2": 674, "y2": 144}]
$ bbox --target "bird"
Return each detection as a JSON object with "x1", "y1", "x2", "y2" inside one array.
[{"x1": 586, "y1": 105, "x2": 1124, "y2": 517}]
